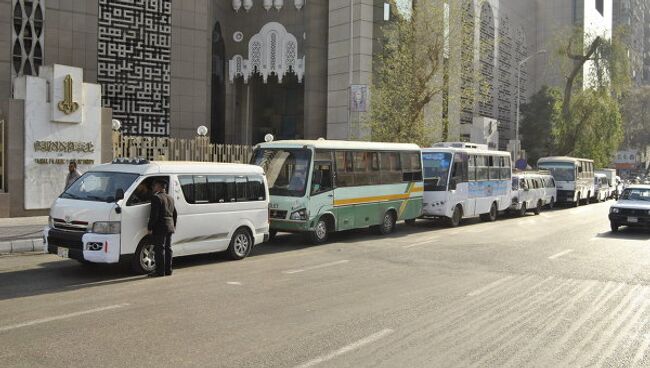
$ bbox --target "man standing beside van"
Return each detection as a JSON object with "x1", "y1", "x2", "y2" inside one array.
[
  {"x1": 148, "y1": 179, "x2": 177, "y2": 277},
  {"x1": 65, "y1": 161, "x2": 82, "y2": 190}
]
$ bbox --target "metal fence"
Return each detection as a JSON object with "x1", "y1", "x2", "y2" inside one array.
[
  {"x1": 112, "y1": 133, "x2": 253, "y2": 164},
  {"x1": 0, "y1": 117, "x2": 4, "y2": 192}
]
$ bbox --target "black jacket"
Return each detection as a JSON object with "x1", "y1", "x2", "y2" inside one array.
[{"x1": 148, "y1": 191, "x2": 177, "y2": 234}]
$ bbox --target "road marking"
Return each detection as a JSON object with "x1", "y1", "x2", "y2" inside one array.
[
  {"x1": 294, "y1": 328, "x2": 394, "y2": 368},
  {"x1": 467, "y1": 275, "x2": 515, "y2": 297},
  {"x1": 548, "y1": 249, "x2": 573, "y2": 260},
  {"x1": 226, "y1": 281, "x2": 242, "y2": 285},
  {"x1": 0, "y1": 303, "x2": 129, "y2": 333},
  {"x1": 283, "y1": 260, "x2": 350, "y2": 274},
  {"x1": 403, "y1": 238, "x2": 438, "y2": 248}
]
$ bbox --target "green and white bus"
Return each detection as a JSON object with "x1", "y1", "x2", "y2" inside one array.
[{"x1": 252, "y1": 139, "x2": 424, "y2": 243}]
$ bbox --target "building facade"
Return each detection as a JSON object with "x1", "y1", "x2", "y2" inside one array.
[
  {"x1": 612, "y1": 0, "x2": 650, "y2": 85},
  {"x1": 0, "y1": 0, "x2": 616, "y2": 150}
]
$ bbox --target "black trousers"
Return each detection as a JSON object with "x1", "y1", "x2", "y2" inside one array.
[{"x1": 152, "y1": 232, "x2": 173, "y2": 276}]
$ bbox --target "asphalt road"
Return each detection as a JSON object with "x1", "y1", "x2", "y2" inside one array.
[{"x1": 0, "y1": 201, "x2": 648, "y2": 368}]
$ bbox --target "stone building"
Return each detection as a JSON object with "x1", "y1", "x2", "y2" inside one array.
[{"x1": 612, "y1": 0, "x2": 650, "y2": 85}]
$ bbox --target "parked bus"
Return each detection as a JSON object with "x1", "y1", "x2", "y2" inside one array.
[
  {"x1": 421, "y1": 143, "x2": 512, "y2": 227},
  {"x1": 251, "y1": 139, "x2": 423, "y2": 243},
  {"x1": 537, "y1": 156, "x2": 595, "y2": 207},
  {"x1": 45, "y1": 160, "x2": 270, "y2": 274}
]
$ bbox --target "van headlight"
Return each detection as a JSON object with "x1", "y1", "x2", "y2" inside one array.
[
  {"x1": 290, "y1": 209, "x2": 308, "y2": 221},
  {"x1": 610, "y1": 207, "x2": 620, "y2": 214},
  {"x1": 92, "y1": 221, "x2": 121, "y2": 234}
]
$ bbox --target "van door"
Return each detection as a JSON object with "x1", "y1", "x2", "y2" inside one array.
[
  {"x1": 121, "y1": 175, "x2": 170, "y2": 256},
  {"x1": 309, "y1": 161, "x2": 335, "y2": 225}
]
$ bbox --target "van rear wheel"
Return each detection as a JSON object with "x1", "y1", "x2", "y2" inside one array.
[
  {"x1": 227, "y1": 228, "x2": 252, "y2": 260},
  {"x1": 518, "y1": 202, "x2": 527, "y2": 217},
  {"x1": 534, "y1": 200, "x2": 542, "y2": 215}
]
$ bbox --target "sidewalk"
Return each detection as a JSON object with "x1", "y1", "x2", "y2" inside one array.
[{"x1": 0, "y1": 216, "x2": 48, "y2": 255}]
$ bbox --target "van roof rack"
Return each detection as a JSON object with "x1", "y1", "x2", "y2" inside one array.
[{"x1": 111, "y1": 158, "x2": 150, "y2": 165}]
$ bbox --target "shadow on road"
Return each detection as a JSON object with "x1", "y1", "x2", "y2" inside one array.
[{"x1": 595, "y1": 228, "x2": 650, "y2": 241}]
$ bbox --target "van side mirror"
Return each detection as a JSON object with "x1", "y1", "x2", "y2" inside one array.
[{"x1": 115, "y1": 188, "x2": 125, "y2": 202}]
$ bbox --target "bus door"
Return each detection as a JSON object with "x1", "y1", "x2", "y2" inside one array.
[
  {"x1": 309, "y1": 160, "x2": 335, "y2": 223},
  {"x1": 450, "y1": 153, "x2": 473, "y2": 216}
]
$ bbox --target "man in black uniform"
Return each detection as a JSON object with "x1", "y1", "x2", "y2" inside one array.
[{"x1": 148, "y1": 179, "x2": 177, "y2": 277}]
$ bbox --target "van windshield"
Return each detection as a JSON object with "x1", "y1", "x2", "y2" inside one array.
[
  {"x1": 61, "y1": 172, "x2": 139, "y2": 202},
  {"x1": 538, "y1": 162, "x2": 575, "y2": 181},
  {"x1": 252, "y1": 148, "x2": 312, "y2": 197}
]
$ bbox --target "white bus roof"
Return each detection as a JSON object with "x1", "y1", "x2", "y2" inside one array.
[
  {"x1": 422, "y1": 146, "x2": 511, "y2": 156},
  {"x1": 538, "y1": 156, "x2": 594, "y2": 164},
  {"x1": 256, "y1": 139, "x2": 420, "y2": 151},
  {"x1": 89, "y1": 161, "x2": 264, "y2": 176}
]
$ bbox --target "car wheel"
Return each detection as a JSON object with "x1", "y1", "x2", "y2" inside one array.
[
  {"x1": 610, "y1": 222, "x2": 619, "y2": 232},
  {"x1": 228, "y1": 228, "x2": 253, "y2": 260},
  {"x1": 534, "y1": 200, "x2": 542, "y2": 215},
  {"x1": 309, "y1": 217, "x2": 329, "y2": 244},
  {"x1": 447, "y1": 205, "x2": 462, "y2": 227},
  {"x1": 132, "y1": 238, "x2": 156, "y2": 275}
]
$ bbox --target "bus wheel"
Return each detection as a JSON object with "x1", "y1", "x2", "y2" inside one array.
[
  {"x1": 534, "y1": 200, "x2": 542, "y2": 215},
  {"x1": 309, "y1": 217, "x2": 329, "y2": 244},
  {"x1": 372, "y1": 211, "x2": 396, "y2": 235},
  {"x1": 447, "y1": 206, "x2": 462, "y2": 227},
  {"x1": 227, "y1": 227, "x2": 252, "y2": 260},
  {"x1": 132, "y1": 238, "x2": 156, "y2": 275},
  {"x1": 518, "y1": 202, "x2": 527, "y2": 217}
]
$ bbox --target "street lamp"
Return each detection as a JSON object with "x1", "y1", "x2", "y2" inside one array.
[{"x1": 514, "y1": 49, "x2": 546, "y2": 166}]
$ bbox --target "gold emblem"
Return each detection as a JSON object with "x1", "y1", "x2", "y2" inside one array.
[{"x1": 57, "y1": 74, "x2": 79, "y2": 115}]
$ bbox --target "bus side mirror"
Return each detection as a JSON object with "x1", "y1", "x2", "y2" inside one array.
[{"x1": 115, "y1": 188, "x2": 125, "y2": 202}]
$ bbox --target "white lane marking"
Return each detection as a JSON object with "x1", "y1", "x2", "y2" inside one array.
[
  {"x1": 403, "y1": 238, "x2": 438, "y2": 248},
  {"x1": 294, "y1": 328, "x2": 394, "y2": 368},
  {"x1": 226, "y1": 281, "x2": 242, "y2": 285},
  {"x1": 548, "y1": 249, "x2": 574, "y2": 260},
  {"x1": 283, "y1": 260, "x2": 350, "y2": 274},
  {"x1": 467, "y1": 275, "x2": 515, "y2": 297},
  {"x1": 0, "y1": 303, "x2": 129, "y2": 333}
]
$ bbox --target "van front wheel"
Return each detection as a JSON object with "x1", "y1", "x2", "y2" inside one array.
[{"x1": 132, "y1": 238, "x2": 156, "y2": 275}]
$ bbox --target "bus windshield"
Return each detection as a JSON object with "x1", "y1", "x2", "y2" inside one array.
[
  {"x1": 538, "y1": 162, "x2": 575, "y2": 181},
  {"x1": 422, "y1": 152, "x2": 452, "y2": 191},
  {"x1": 61, "y1": 172, "x2": 139, "y2": 202},
  {"x1": 252, "y1": 148, "x2": 312, "y2": 197}
]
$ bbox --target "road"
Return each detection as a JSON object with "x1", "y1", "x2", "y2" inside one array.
[{"x1": 0, "y1": 201, "x2": 648, "y2": 368}]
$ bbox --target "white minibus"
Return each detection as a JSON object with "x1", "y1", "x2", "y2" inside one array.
[
  {"x1": 538, "y1": 156, "x2": 595, "y2": 207},
  {"x1": 421, "y1": 143, "x2": 512, "y2": 227},
  {"x1": 594, "y1": 173, "x2": 611, "y2": 202},
  {"x1": 540, "y1": 173, "x2": 557, "y2": 208},
  {"x1": 510, "y1": 173, "x2": 546, "y2": 216},
  {"x1": 45, "y1": 160, "x2": 269, "y2": 274}
]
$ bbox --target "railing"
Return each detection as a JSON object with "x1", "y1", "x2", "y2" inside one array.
[
  {"x1": 0, "y1": 117, "x2": 4, "y2": 192},
  {"x1": 112, "y1": 133, "x2": 253, "y2": 164}
]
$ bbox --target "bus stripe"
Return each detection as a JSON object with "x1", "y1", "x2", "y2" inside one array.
[{"x1": 333, "y1": 185, "x2": 423, "y2": 207}]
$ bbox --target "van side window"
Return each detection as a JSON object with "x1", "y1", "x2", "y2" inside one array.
[
  {"x1": 194, "y1": 176, "x2": 209, "y2": 203},
  {"x1": 207, "y1": 176, "x2": 228, "y2": 203},
  {"x1": 248, "y1": 176, "x2": 266, "y2": 201},
  {"x1": 127, "y1": 176, "x2": 168, "y2": 206},
  {"x1": 179, "y1": 176, "x2": 195, "y2": 203}
]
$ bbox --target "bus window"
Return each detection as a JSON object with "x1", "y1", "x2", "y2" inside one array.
[
  {"x1": 380, "y1": 152, "x2": 402, "y2": 184},
  {"x1": 476, "y1": 156, "x2": 488, "y2": 181},
  {"x1": 354, "y1": 151, "x2": 370, "y2": 185},
  {"x1": 468, "y1": 155, "x2": 477, "y2": 181},
  {"x1": 500, "y1": 157, "x2": 511, "y2": 179},
  {"x1": 400, "y1": 152, "x2": 422, "y2": 182},
  {"x1": 488, "y1": 156, "x2": 500, "y2": 180},
  {"x1": 449, "y1": 154, "x2": 467, "y2": 190},
  {"x1": 512, "y1": 178, "x2": 519, "y2": 190},
  {"x1": 311, "y1": 163, "x2": 333, "y2": 195},
  {"x1": 335, "y1": 151, "x2": 355, "y2": 187}
]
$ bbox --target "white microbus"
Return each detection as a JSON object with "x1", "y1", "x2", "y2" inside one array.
[
  {"x1": 45, "y1": 160, "x2": 269, "y2": 274},
  {"x1": 421, "y1": 143, "x2": 512, "y2": 227},
  {"x1": 537, "y1": 156, "x2": 595, "y2": 207}
]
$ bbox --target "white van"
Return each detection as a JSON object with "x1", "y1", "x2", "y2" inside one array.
[
  {"x1": 44, "y1": 160, "x2": 270, "y2": 274},
  {"x1": 510, "y1": 173, "x2": 546, "y2": 216},
  {"x1": 594, "y1": 173, "x2": 612, "y2": 202},
  {"x1": 540, "y1": 174, "x2": 557, "y2": 209}
]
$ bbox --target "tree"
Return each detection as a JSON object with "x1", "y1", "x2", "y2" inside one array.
[
  {"x1": 367, "y1": 0, "x2": 484, "y2": 146},
  {"x1": 621, "y1": 86, "x2": 650, "y2": 149},
  {"x1": 519, "y1": 86, "x2": 562, "y2": 164},
  {"x1": 550, "y1": 26, "x2": 629, "y2": 166}
]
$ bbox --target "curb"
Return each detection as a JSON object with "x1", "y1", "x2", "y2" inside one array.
[{"x1": 0, "y1": 238, "x2": 45, "y2": 255}]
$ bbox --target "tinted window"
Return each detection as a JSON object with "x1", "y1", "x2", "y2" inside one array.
[
  {"x1": 380, "y1": 152, "x2": 402, "y2": 184},
  {"x1": 248, "y1": 176, "x2": 266, "y2": 201},
  {"x1": 335, "y1": 151, "x2": 355, "y2": 187},
  {"x1": 194, "y1": 176, "x2": 209, "y2": 203},
  {"x1": 354, "y1": 151, "x2": 370, "y2": 185},
  {"x1": 179, "y1": 176, "x2": 195, "y2": 203},
  {"x1": 207, "y1": 175, "x2": 228, "y2": 203},
  {"x1": 401, "y1": 152, "x2": 423, "y2": 182}
]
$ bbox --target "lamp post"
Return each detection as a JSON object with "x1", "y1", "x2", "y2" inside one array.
[{"x1": 514, "y1": 49, "x2": 546, "y2": 166}]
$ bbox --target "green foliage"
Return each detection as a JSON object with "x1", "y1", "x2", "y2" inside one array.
[
  {"x1": 621, "y1": 86, "x2": 650, "y2": 149},
  {"x1": 367, "y1": 1, "x2": 445, "y2": 147},
  {"x1": 519, "y1": 86, "x2": 562, "y2": 164},
  {"x1": 553, "y1": 90, "x2": 623, "y2": 168}
]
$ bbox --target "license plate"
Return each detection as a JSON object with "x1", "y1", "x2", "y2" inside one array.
[
  {"x1": 57, "y1": 247, "x2": 69, "y2": 258},
  {"x1": 628, "y1": 217, "x2": 638, "y2": 223}
]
